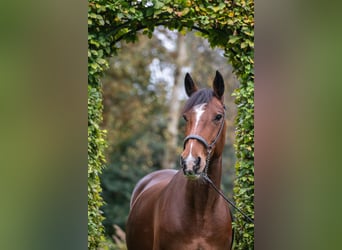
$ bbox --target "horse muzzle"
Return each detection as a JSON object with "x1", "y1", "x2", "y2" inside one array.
[{"x1": 180, "y1": 155, "x2": 203, "y2": 178}]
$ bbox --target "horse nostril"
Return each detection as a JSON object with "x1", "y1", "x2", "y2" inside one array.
[
  {"x1": 193, "y1": 157, "x2": 201, "y2": 174},
  {"x1": 180, "y1": 156, "x2": 186, "y2": 168},
  {"x1": 195, "y1": 157, "x2": 201, "y2": 166}
]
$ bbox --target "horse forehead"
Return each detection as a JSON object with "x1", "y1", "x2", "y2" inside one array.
[
  {"x1": 191, "y1": 100, "x2": 219, "y2": 117},
  {"x1": 193, "y1": 103, "x2": 207, "y2": 116}
]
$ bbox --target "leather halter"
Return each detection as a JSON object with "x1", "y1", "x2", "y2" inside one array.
[{"x1": 183, "y1": 106, "x2": 226, "y2": 174}]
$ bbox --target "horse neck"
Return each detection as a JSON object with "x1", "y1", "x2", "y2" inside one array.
[
  {"x1": 183, "y1": 155, "x2": 223, "y2": 214},
  {"x1": 206, "y1": 156, "x2": 223, "y2": 186}
]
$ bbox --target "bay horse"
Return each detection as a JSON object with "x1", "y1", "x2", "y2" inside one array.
[{"x1": 126, "y1": 71, "x2": 233, "y2": 250}]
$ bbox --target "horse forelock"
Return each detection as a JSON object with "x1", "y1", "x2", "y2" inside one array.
[{"x1": 183, "y1": 89, "x2": 213, "y2": 113}]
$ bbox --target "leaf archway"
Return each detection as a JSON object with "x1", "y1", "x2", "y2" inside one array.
[{"x1": 88, "y1": 1, "x2": 254, "y2": 249}]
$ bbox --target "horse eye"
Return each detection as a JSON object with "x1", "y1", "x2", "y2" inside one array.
[
  {"x1": 183, "y1": 115, "x2": 188, "y2": 122},
  {"x1": 215, "y1": 114, "x2": 223, "y2": 121}
]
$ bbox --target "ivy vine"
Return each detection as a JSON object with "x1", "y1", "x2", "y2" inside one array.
[{"x1": 88, "y1": 0, "x2": 254, "y2": 249}]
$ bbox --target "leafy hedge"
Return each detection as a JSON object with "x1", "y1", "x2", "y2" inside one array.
[
  {"x1": 88, "y1": 0, "x2": 254, "y2": 249},
  {"x1": 88, "y1": 84, "x2": 107, "y2": 249}
]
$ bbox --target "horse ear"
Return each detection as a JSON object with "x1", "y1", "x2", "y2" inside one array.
[
  {"x1": 185, "y1": 73, "x2": 198, "y2": 97},
  {"x1": 213, "y1": 70, "x2": 225, "y2": 100}
]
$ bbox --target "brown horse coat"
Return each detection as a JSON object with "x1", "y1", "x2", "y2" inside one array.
[{"x1": 126, "y1": 168, "x2": 232, "y2": 250}]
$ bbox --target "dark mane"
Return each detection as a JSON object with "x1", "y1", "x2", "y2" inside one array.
[{"x1": 183, "y1": 89, "x2": 214, "y2": 113}]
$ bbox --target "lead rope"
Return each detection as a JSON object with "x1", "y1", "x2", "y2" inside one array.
[{"x1": 203, "y1": 174, "x2": 254, "y2": 224}]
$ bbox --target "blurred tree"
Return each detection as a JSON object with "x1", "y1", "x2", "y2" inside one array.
[
  {"x1": 100, "y1": 34, "x2": 169, "y2": 237},
  {"x1": 163, "y1": 33, "x2": 188, "y2": 169}
]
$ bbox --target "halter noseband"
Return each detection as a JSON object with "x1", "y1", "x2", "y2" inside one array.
[{"x1": 183, "y1": 107, "x2": 226, "y2": 174}]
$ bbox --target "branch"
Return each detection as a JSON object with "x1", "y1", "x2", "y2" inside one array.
[{"x1": 110, "y1": 21, "x2": 210, "y2": 48}]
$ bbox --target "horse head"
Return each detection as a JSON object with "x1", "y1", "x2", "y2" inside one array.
[{"x1": 180, "y1": 71, "x2": 226, "y2": 179}]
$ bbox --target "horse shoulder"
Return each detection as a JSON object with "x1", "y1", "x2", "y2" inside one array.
[
  {"x1": 130, "y1": 169, "x2": 177, "y2": 208},
  {"x1": 126, "y1": 169, "x2": 178, "y2": 250}
]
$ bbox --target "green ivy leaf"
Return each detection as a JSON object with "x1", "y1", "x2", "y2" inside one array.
[{"x1": 228, "y1": 36, "x2": 240, "y2": 44}]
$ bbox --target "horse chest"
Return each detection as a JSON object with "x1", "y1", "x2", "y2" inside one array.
[
  {"x1": 158, "y1": 235, "x2": 226, "y2": 250},
  {"x1": 168, "y1": 239, "x2": 213, "y2": 250},
  {"x1": 158, "y1": 216, "x2": 228, "y2": 250}
]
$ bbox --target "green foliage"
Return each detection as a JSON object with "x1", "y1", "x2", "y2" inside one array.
[
  {"x1": 88, "y1": 84, "x2": 107, "y2": 249},
  {"x1": 88, "y1": 2, "x2": 115, "y2": 249},
  {"x1": 100, "y1": 237, "x2": 127, "y2": 250},
  {"x1": 88, "y1": 0, "x2": 254, "y2": 249},
  {"x1": 225, "y1": 2, "x2": 254, "y2": 249}
]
